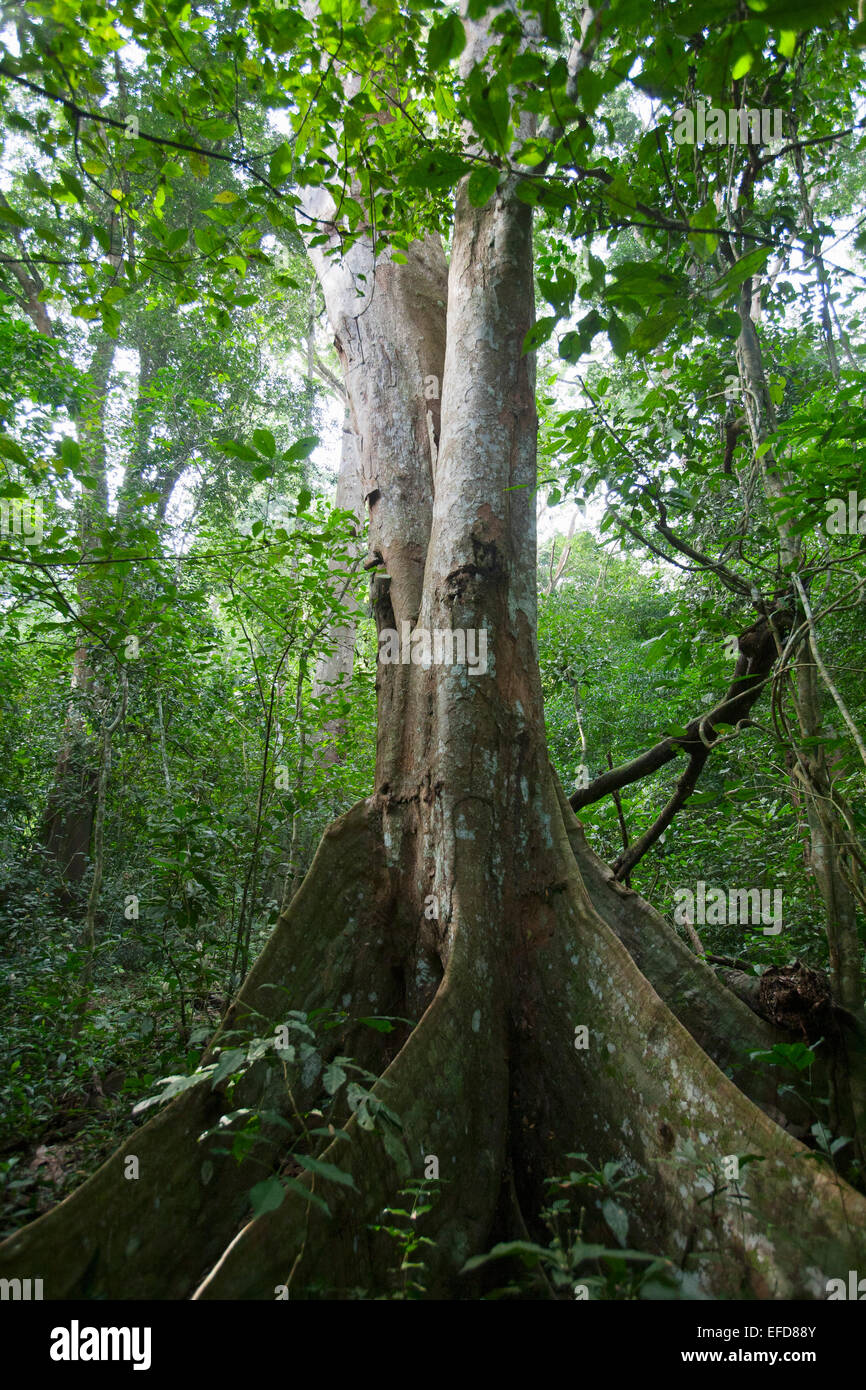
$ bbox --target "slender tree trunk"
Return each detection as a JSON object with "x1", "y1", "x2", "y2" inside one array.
[
  {"x1": 77, "y1": 674, "x2": 128, "y2": 1016},
  {"x1": 40, "y1": 334, "x2": 115, "y2": 890},
  {"x1": 735, "y1": 278, "x2": 866, "y2": 1161}
]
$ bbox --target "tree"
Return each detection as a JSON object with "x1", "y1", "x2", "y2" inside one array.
[{"x1": 1, "y1": 0, "x2": 865, "y2": 1301}]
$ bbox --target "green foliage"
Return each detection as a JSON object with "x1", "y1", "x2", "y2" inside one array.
[
  {"x1": 366, "y1": 1177, "x2": 444, "y2": 1299},
  {"x1": 135, "y1": 1006, "x2": 409, "y2": 1236},
  {"x1": 463, "y1": 1153, "x2": 686, "y2": 1300}
]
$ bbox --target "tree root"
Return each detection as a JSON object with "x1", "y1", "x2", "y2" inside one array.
[
  {"x1": 0, "y1": 800, "x2": 400, "y2": 1299},
  {"x1": 554, "y1": 775, "x2": 816, "y2": 1132},
  {"x1": 513, "y1": 805, "x2": 866, "y2": 1298},
  {"x1": 194, "y1": 898, "x2": 511, "y2": 1298}
]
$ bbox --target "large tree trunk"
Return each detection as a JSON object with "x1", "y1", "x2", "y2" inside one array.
[{"x1": 3, "y1": 9, "x2": 866, "y2": 1303}]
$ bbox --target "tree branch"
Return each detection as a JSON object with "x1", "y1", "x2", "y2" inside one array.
[{"x1": 570, "y1": 611, "x2": 791, "y2": 842}]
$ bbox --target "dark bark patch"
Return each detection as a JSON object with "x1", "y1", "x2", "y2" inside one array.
[
  {"x1": 758, "y1": 961, "x2": 832, "y2": 1041},
  {"x1": 658, "y1": 1121, "x2": 675, "y2": 1152},
  {"x1": 442, "y1": 562, "x2": 481, "y2": 601},
  {"x1": 471, "y1": 534, "x2": 501, "y2": 575}
]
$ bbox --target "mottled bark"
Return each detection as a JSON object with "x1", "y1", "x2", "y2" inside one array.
[
  {"x1": 302, "y1": 205, "x2": 446, "y2": 629},
  {"x1": 558, "y1": 781, "x2": 816, "y2": 1135}
]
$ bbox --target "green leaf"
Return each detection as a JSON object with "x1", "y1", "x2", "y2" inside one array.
[
  {"x1": 602, "y1": 174, "x2": 637, "y2": 214},
  {"x1": 607, "y1": 312, "x2": 630, "y2": 358},
  {"x1": 269, "y1": 141, "x2": 293, "y2": 184},
  {"x1": 539, "y1": 269, "x2": 576, "y2": 314},
  {"x1": 778, "y1": 29, "x2": 797, "y2": 57},
  {"x1": 220, "y1": 440, "x2": 260, "y2": 463},
  {"x1": 293, "y1": 1153, "x2": 358, "y2": 1190},
  {"x1": 60, "y1": 170, "x2": 87, "y2": 202},
  {"x1": 427, "y1": 13, "x2": 466, "y2": 70},
  {"x1": 746, "y1": 0, "x2": 845, "y2": 20},
  {"x1": 405, "y1": 151, "x2": 472, "y2": 190},
  {"x1": 707, "y1": 309, "x2": 742, "y2": 339},
  {"x1": 249, "y1": 1176, "x2": 286, "y2": 1217},
  {"x1": 323, "y1": 1059, "x2": 347, "y2": 1094},
  {"x1": 709, "y1": 247, "x2": 771, "y2": 302},
  {"x1": 286, "y1": 435, "x2": 319, "y2": 463},
  {"x1": 210, "y1": 1047, "x2": 246, "y2": 1087},
  {"x1": 732, "y1": 51, "x2": 754, "y2": 79},
  {"x1": 560, "y1": 310, "x2": 606, "y2": 361},
  {"x1": 252, "y1": 428, "x2": 276, "y2": 458},
  {"x1": 100, "y1": 304, "x2": 121, "y2": 339},
  {"x1": 281, "y1": 1176, "x2": 331, "y2": 1216},
  {"x1": 194, "y1": 226, "x2": 219, "y2": 256},
  {"x1": 380, "y1": 1123, "x2": 411, "y2": 1176},
  {"x1": 525, "y1": 0, "x2": 562, "y2": 44},
  {"x1": 0, "y1": 436, "x2": 30, "y2": 467},
  {"x1": 461, "y1": 1240, "x2": 551, "y2": 1272},
  {"x1": 22, "y1": 171, "x2": 52, "y2": 198},
  {"x1": 132, "y1": 1070, "x2": 211, "y2": 1114},
  {"x1": 510, "y1": 52, "x2": 547, "y2": 82},
  {"x1": 467, "y1": 164, "x2": 500, "y2": 207},
  {"x1": 522, "y1": 316, "x2": 557, "y2": 354},
  {"x1": 602, "y1": 1198, "x2": 629, "y2": 1247},
  {"x1": 749, "y1": 1041, "x2": 816, "y2": 1072},
  {"x1": 689, "y1": 201, "x2": 719, "y2": 258},
  {"x1": 60, "y1": 437, "x2": 81, "y2": 471},
  {"x1": 467, "y1": 72, "x2": 511, "y2": 153},
  {"x1": 0, "y1": 204, "x2": 28, "y2": 228},
  {"x1": 630, "y1": 309, "x2": 679, "y2": 355}
]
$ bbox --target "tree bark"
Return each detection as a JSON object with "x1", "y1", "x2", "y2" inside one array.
[{"x1": 40, "y1": 333, "x2": 115, "y2": 890}]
